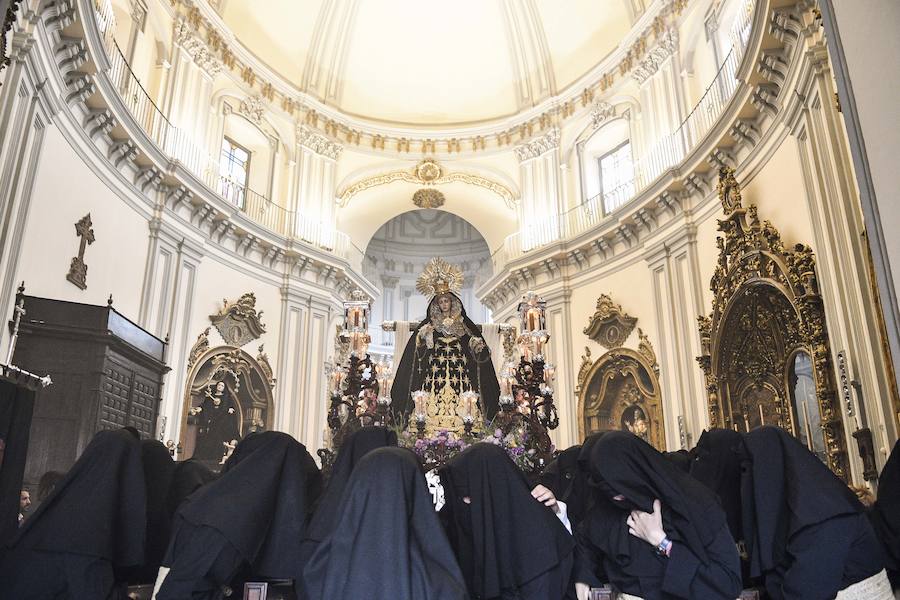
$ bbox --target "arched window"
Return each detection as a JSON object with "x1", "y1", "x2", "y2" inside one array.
[
  {"x1": 789, "y1": 350, "x2": 827, "y2": 462},
  {"x1": 580, "y1": 119, "x2": 635, "y2": 215},
  {"x1": 219, "y1": 137, "x2": 250, "y2": 208}
]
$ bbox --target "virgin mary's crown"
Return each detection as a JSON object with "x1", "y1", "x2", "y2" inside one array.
[{"x1": 415, "y1": 257, "x2": 464, "y2": 297}]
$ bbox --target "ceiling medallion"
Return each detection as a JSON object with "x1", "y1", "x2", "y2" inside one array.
[
  {"x1": 415, "y1": 159, "x2": 443, "y2": 183},
  {"x1": 412, "y1": 188, "x2": 445, "y2": 209}
]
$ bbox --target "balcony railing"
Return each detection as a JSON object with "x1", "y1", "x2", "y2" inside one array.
[
  {"x1": 89, "y1": 0, "x2": 753, "y2": 280},
  {"x1": 492, "y1": 26, "x2": 751, "y2": 275},
  {"x1": 89, "y1": 0, "x2": 362, "y2": 268}
]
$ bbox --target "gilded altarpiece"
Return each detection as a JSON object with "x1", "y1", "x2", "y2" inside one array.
[
  {"x1": 697, "y1": 168, "x2": 849, "y2": 480},
  {"x1": 577, "y1": 294, "x2": 665, "y2": 450},
  {"x1": 179, "y1": 294, "x2": 276, "y2": 466}
]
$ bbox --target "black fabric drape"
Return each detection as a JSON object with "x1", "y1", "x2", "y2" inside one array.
[
  {"x1": 439, "y1": 442, "x2": 574, "y2": 599},
  {"x1": 689, "y1": 429, "x2": 745, "y2": 544},
  {"x1": 540, "y1": 446, "x2": 581, "y2": 499},
  {"x1": 162, "y1": 430, "x2": 322, "y2": 595},
  {"x1": 663, "y1": 449, "x2": 694, "y2": 473},
  {"x1": 0, "y1": 380, "x2": 34, "y2": 546},
  {"x1": 742, "y1": 426, "x2": 884, "y2": 599},
  {"x1": 391, "y1": 293, "x2": 500, "y2": 420},
  {"x1": 579, "y1": 431, "x2": 741, "y2": 600},
  {"x1": 586, "y1": 431, "x2": 723, "y2": 563},
  {"x1": 871, "y1": 440, "x2": 900, "y2": 586},
  {"x1": 165, "y1": 459, "x2": 217, "y2": 518},
  {"x1": 5, "y1": 428, "x2": 146, "y2": 564},
  {"x1": 742, "y1": 425, "x2": 864, "y2": 576},
  {"x1": 0, "y1": 429, "x2": 146, "y2": 600},
  {"x1": 129, "y1": 440, "x2": 176, "y2": 584},
  {"x1": 303, "y1": 425, "x2": 396, "y2": 558},
  {"x1": 303, "y1": 447, "x2": 468, "y2": 600}
]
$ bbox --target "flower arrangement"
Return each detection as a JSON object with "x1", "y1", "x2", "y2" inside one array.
[
  {"x1": 399, "y1": 424, "x2": 553, "y2": 472},
  {"x1": 400, "y1": 429, "x2": 469, "y2": 467}
]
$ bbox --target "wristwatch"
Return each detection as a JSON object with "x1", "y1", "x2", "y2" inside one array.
[{"x1": 655, "y1": 537, "x2": 673, "y2": 557}]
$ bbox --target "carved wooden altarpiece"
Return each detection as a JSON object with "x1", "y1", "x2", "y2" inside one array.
[
  {"x1": 180, "y1": 294, "x2": 275, "y2": 467},
  {"x1": 577, "y1": 325, "x2": 665, "y2": 451},
  {"x1": 697, "y1": 167, "x2": 849, "y2": 480}
]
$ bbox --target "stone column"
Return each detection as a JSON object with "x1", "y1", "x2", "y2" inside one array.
[
  {"x1": 293, "y1": 126, "x2": 342, "y2": 246},
  {"x1": 643, "y1": 222, "x2": 705, "y2": 450},
  {"x1": 787, "y1": 44, "x2": 899, "y2": 467},
  {"x1": 0, "y1": 30, "x2": 56, "y2": 349},
  {"x1": 514, "y1": 128, "x2": 562, "y2": 248}
]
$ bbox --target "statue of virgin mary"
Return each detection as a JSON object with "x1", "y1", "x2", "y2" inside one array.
[{"x1": 391, "y1": 258, "x2": 500, "y2": 435}]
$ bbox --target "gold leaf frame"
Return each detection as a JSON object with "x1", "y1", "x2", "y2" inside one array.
[
  {"x1": 179, "y1": 344, "x2": 276, "y2": 460},
  {"x1": 576, "y1": 346, "x2": 665, "y2": 450},
  {"x1": 697, "y1": 167, "x2": 849, "y2": 480}
]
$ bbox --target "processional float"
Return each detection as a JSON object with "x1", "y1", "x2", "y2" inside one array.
[{"x1": 319, "y1": 259, "x2": 561, "y2": 474}]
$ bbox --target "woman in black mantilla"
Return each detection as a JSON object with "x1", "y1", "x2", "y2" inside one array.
[{"x1": 391, "y1": 258, "x2": 500, "y2": 433}]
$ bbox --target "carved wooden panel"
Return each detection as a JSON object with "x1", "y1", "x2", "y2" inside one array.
[
  {"x1": 577, "y1": 347, "x2": 665, "y2": 451},
  {"x1": 697, "y1": 167, "x2": 848, "y2": 479}
]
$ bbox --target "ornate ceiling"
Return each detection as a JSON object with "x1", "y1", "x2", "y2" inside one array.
[{"x1": 214, "y1": 0, "x2": 643, "y2": 127}]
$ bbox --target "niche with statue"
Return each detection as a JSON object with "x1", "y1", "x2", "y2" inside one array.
[{"x1": 179, "y1": 294, "x2": 276, "y2": 469}]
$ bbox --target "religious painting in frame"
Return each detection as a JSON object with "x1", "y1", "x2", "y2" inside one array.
[
  {"x1": 179, "y1": 334, "x2": 276, "y2": 469},
  {"x1": 576, "y1": 343, "x2": 665, "y2": 451}
]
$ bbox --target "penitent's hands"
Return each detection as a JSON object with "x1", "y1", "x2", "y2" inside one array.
[
  {"x1": 626, "y1": 498, "x2": 667, "y2": 547},
  {"x1": 531, "y1": 484, "x2": 560, "y2": 514}
]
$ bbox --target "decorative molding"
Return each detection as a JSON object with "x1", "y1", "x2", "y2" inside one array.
[
  {"x1": 173, "y1": 17, "x2": 221, "y2": 77},
  {"x1": 238, "y1": 94, "x2": 266, "y2": 126},
  {"x1": 632, "y1": 28, "x2": 679, "y2": 85},
  {"x1": 514, "y1": 127, "x2": 560, "y2": 162},
  {"x1": 583, "y1": 293, "x2": 638, "y2": 349},
  {"x1": 296, "y1": 124, "x2": 342, "y2": 159},
  {"x1": 169, "y1": 0, "x2": 688, "y2": 156},
  {"x1": 187, "y1": 327, "x2": 211, "y2": 369},
  {"x1": 696, "y1": 167, "x2": 849, "y2": 480},
  {"x1": 66, "y1": 213, "x2": 95, "y2": 290},
  {"x1": 637, "y1": 327, "x2": 658, "y2": 374},
  {"x1": 209, "y1": 292, "x2": 267, "y2": 347},
  {"x1": 338, "y1": 159, "x2": 516, "y2": 207},
  {"x1": 589, "y1": 100, "x2": 617, "y2": 130},
  {"x1": 256, "y1": 344, "x2": 275, "y2": 388},
  {"x1": 412, "y1": 188, "x2": 445, "y2": 209}
]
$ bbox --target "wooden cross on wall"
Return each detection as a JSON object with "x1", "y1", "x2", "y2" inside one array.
[{"x1": 66, "y1": 213, "x2": 95, "y2": 290}]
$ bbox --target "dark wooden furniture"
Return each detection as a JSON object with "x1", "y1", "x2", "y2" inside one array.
[{"x1": 12, "y1": 296, "x2": 168, "y2": 486}]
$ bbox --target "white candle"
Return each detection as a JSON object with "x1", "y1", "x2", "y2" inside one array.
[
  {"x1": 802, "y1": 401, "x2": 814, "y2": 451},
  {"x1": 758, "y1": 404, "x2": 765, "y2": 426}
]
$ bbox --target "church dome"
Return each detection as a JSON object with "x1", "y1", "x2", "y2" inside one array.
[{"x1": 215, "y1": 0, "x2": 640, "y2": 127}]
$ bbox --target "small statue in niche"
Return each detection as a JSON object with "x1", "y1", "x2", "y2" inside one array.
[
  {"x1": 621, "y1": 404, "x2": 650, "y2": 442},
  {"x1": 190, "y1": 380, "x2": 241, "y2": 462}
]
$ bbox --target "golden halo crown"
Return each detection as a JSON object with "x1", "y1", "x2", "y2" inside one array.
[{"x1": 415, "y1": 257, "x2": 464, "y2": 297}]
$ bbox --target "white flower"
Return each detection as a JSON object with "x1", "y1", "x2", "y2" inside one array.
[{"x1": 361, "y1": 366, "x2": 372, "y2": 380}]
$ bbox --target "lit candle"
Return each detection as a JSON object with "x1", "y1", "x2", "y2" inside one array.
[
  {"x1": 413, "y1": 390, "x2": 427, "y2": 417},
  {"x1": 534, "y1": 334, "x2": 544, "y2": 357},
  {"x1": 353, "y1": 308, "x2": 360, "y2": 328},
  {"x1": 543, "y1": 363, "x2": 556, "y2": 383},
  {"x1": 758, "y1": 404, "x2": 765, "y2": 426},
  {"x1": 527, "y1": 309, "x2": 537, "y2": 332}
]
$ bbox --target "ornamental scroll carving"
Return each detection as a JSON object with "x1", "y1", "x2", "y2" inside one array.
[
  {"x1": 696, "y1": 167, "x2": 848, "y2": 480},
  {"x1": 209, "y1": 293, "x2": 266, "y2": 347},
  {"x1": 584, "y1": 294, "x2": 638, "y2": 349}
]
